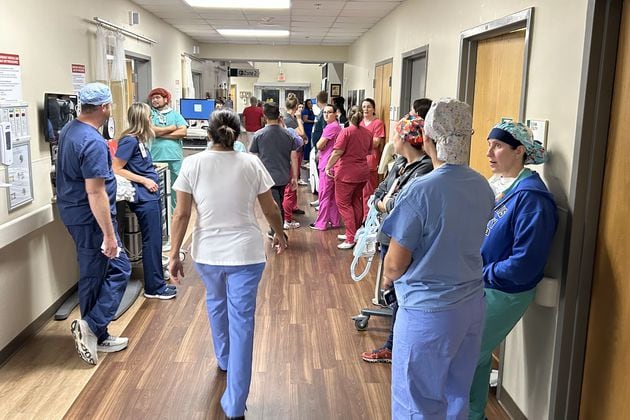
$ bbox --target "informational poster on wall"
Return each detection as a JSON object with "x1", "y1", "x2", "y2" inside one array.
[
  {"x1": 5, "y1": 140, "x2": 33, "y2": 211},
  {"x1": 72, "y1": 64, "x2": 86, "y2": 94},
  {"x1": 0, "y1": 53, "x2": 23, "y2": 102}
]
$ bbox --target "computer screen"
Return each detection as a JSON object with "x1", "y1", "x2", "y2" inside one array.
[{"x1": 180, "y1": 98, "x2": 215, "y2": 120}]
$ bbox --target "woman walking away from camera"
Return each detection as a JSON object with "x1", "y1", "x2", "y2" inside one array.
[
  {"x1": 468, "y1": 122, "x2": 557, "y2": 420},
  {"x1": 113, "y1": 103, "x2": 176, "y2": 300},
  {"x1": 381, "y1": 98, "x2": 494, "y2": 419},
  {"x1": 325, "y1": 106, "x2": 373, "y2": 249},
  {"x1": 168, "y1": 109, "x2": 288, "y2": 420}
]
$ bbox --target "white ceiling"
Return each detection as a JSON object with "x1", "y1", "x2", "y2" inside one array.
[{"x1": 131, "y1": 0, "x2": 404, "y2": 45}]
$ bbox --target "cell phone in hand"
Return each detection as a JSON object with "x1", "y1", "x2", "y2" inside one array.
[{"x1": 382, "y1": 287, "x2": 397, "y2": 307}]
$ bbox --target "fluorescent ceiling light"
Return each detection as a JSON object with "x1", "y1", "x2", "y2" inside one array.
[
  {"x1": 184, "y1": 0, "x2": 290, "y2": 9},
  {"x1": 217, "y1": 29, "x2": 290, "y2": 37}
]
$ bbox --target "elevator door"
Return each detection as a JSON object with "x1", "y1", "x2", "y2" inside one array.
[
  {"x1": 580, "y1": 2, "x2": 630, "y2": 418},
  {"x1": 469, "y1": 30, "x2": 525, "y2": 179}
]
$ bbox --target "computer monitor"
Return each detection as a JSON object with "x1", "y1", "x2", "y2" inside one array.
[{"x1": 180, "y1": 98, "x2": 215, "y2": 121}]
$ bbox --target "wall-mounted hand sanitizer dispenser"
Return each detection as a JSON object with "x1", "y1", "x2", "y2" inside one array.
[{"x1": 0, "y1": 122, "x2": 12, "y2": 165}]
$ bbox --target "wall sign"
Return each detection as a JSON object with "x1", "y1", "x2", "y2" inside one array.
[{"x1": 0, "y1": 53, "x2": 23, "y2": 102}]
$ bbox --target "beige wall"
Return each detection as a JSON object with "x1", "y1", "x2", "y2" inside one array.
[
  {"x1": 0, "y1": 0, "x2": 194, "y2": 351},
  {"x1": 231, "y1": 62, "x2": 322, "y2": 112},
  {"x1": 345, "y1": 0, "x2": 588, "y2": 418},
  {"x1": 200, "y1": 43, "x2": 348, "y2": 64}
]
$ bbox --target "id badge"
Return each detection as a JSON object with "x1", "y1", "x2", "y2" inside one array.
[{"x1": 139, "y1": 142, "x2": 148, "y2": 158}]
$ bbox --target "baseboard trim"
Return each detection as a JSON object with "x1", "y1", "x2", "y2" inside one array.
[
  {"x1": 498, "y1": 386, "x2": 527, "y2": 420},
  {"x1": 0, "y1": 285, "x2": 78, "y2": 368}
]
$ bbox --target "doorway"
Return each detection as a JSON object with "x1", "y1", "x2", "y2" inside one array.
[
  {"x1": 579, "y1": 1, "x2": 630, "y2": 418},
  {"x1": 125, "y1": 52, "x2": 151, "y2": 105},
  {"x1": 192, "y1": 72, "x2": 202, "y2": 99},
  {"x1": 374, "y1": 60, "x2": 393, "y2": 142},
  {"x1": 400, "y1": 46, "x2": 428, "y2": 115},
  {"x1": 458, "y1": 9, "x2": 533, "y2": 417}
]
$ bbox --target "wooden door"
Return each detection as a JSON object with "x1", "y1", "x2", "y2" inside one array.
[
  {"x1": 374, "y1": 61, "x2": 392, "y2": 141},
  {"x1": 470, "y1": 30, "x2": 525, "y2": 178},
  {"x1": 580, "y1": 2, "x2": 630, "y2": 418}
]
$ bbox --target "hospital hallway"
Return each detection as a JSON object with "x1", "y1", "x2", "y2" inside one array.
[{"x1": 0, "y1": 189, "x2": 509, "y2": 419}]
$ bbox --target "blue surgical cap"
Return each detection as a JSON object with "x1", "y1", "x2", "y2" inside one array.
[{"x1": 79, "y1": 82, "x2": 113, "y2": 105}]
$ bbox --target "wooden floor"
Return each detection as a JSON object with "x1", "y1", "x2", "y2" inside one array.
[{"x1": 0, "y1": 184, "x2": 510, "y2": 420}]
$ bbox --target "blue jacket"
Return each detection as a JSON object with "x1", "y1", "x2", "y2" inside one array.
[{"x1": 482, "y1": 172, "x2": 558, "y2": 293}]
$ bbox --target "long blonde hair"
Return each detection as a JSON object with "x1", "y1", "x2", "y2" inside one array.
[{"x1": 119, "y1": 102, "x2": 155, "y2": 143}]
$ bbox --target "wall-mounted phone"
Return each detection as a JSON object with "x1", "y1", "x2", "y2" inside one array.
[{"x1": 0, "y1": 122, "x2": 12, "y2": 165}]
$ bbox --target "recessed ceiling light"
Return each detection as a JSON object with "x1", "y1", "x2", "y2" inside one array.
[
  {"x1": 217, "y1": 29, "x2": 290, "y2": 37},
  {"x1": 184, "y1": 0, "x2": 290, "y2": 9}
]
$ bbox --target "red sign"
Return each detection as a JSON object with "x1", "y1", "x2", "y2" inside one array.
[
  {"x1": 0, "y1": 53, "x2": 19, "y2": 65},
  {"x1": 72, "y1": 64, "x2": 86, "y2": 73}
]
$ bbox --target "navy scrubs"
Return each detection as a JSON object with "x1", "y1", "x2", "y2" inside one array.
[
  {"x1": 56, "y1": 120, "x2": 131, "y2": 343},
  {"x1": 115, "y1": 135, "x2": 167, "y2": 295}
]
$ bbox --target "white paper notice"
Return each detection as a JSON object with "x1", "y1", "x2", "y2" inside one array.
[
  {"x1": 72, "y1": 64, "x2": 86, "y2": 94},
  {"x1": 0, "y1": 53, "x2": 23, "y2": 102}
]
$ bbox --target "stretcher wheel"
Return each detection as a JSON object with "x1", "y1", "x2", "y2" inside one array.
[{"x1": 354, "y1": 317, "x2": 369, "y2": 331}]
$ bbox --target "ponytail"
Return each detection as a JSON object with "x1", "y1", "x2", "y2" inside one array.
[{"x1": 208, "y1": 109, "x2": 241, "y2": 148}]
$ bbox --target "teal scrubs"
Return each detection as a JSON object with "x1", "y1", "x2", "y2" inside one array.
[{"x1": 149, "y1": 107, "x2": 187, "y2": 212}]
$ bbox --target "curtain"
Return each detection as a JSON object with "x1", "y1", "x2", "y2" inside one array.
[
  {"x1": 95, "y1": 27, "x2": 108, "y2": 82},
  {"x1": 182, "y1": 56, "x2": 195, "y2": 99}
]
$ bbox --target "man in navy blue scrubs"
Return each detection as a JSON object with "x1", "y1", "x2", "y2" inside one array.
[{"x1": 56, "y1": 83, "x2": 131, "y2": 366}]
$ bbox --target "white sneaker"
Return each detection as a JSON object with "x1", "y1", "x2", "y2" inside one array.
[
  {"x1": 337, "y1": 241, "x2": 355, "y2": 250},
  {"x1": 283, "y1": 221, "x2": 300, "y2": 229},
  {"x1": 297, "y1": 179, "x2": 309, "y2": 186},
  {"x1": 310, "y1": 200, "x2": 320, "y2": 207},
  {"x1": 97, "y1": 335, "x2": 129, "y2": 353},
  {"x1": 70, "y1": 319, "x2": 98, "y2": 365},
  {"x1": 314, "y1": 206, "x2": 320, "y2": 211},
  {"x1": 337, "y1": 234, "x2": 347, "y2": 241}
]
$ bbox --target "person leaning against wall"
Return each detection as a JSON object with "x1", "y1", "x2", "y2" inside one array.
[
  {"x1": 147, "y1": 87, "x2": 187, "y2": 220},
  {"x1": 168, "y1": 109, "x2": 287, "y2": 420},
  {"x1": 380, "y1": 98, "x2": 494, "y2": 419},
  {"x1": 56, "y1": 82, "x2": 132, "y2": 366},
  {"x1": 112, "y1": 103, "x2": 177, "y2": 301},
  {"x1": 468, "y1": 122, "x2": 558, "y2": 420}
]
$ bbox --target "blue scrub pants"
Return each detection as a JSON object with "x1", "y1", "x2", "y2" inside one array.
[
  {"x1": 468, "y1": 288, "x2": 535, "y2": 420},
  {"x1": 128, "y1": 200, "x2": 166, "y2": 295},
  {"x1": 66, "y1": 220, "x2": 131, "y2": 343},
  {"x1": 392, "y1": 294, "x2": 485, "y2": 420},
  {"x1": 194, "y1": 262, "x2": 266, "y2": 418}
]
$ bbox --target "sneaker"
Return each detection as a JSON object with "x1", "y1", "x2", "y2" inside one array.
[
  {"x1": 162, "y1": 241, "x2": 171, "y2": 252},
  {"x1": 337, "y1": 241, "x2": 355, "y2": 250},
  {"x1": 361, "y1": 347, "x2": 392, "y2": 363},
  {"x1": 292, "y1": 208, "x2": 305, "y2": 215},
  {"x1": 314, "y1": 206, "x2": 319, "y2": 211},
  {"x1": 297, "y1": 179, "x2": 309, "y2": 186},
  {"x1": 70, "y1": 319, "x2": 98, "y2": 365},
  {"x1": 309, "y1": 223, "x2": 327, "y2": 231},
  {"x1": 97, "y1": 335, "x2": 129, "y2": 353},
  {"x1": 144, "y1": 287, "x2": 177, "y2": 300},
  {"x1": 337, "y1": 234, "x2": 347, "y2": 241},
  {"x1": 309, "y1": 200, "x2": 319, "y2": 207},
  {"x1": 165, "y1": 284, "x2": 177, "y2": 290},
  {"x1": 283, "y1": 221, "x2": 300, "y2": 229}
]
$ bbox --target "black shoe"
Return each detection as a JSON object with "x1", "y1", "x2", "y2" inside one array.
[
  {"x1": 292, "y1": 208, "x2": 305, "y2": 215},
  {"x1": 225, "y1": 416, "x2": 245, "y2": 420}
]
